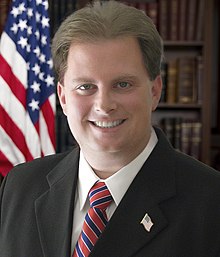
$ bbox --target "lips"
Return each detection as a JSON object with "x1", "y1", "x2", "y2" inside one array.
[{"x1": 92, "y1": 119, "x2": 125, "y2": 128}]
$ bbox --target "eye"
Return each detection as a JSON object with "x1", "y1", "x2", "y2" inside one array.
[
  {"x1": 77, "y1": 84, "x2": 94, "y2": 90},
  {"x1": 115, "y1": 81, "x2": 131, "y2": 89},
  {"x1": 76, "y1": 84, "x2": 96, "y2": 95}
]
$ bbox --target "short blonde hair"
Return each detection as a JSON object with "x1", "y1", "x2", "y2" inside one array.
[{"x1": 52, "y1": 0, "x2": 163, "y2": 83}]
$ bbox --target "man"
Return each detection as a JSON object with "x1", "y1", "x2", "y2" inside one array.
[{"x1": 1, "y1": 1, "x2": 220, "y2": 256}]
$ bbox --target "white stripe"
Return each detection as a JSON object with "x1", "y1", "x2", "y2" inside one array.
[
  {"x1": 0, "y1": 32, "x2": 27, "y2": 88},
  {"x1": 48, "y1": 93, "x2": 56, "y2": 114},
  {"x1": 0, "y1": 126, "x2": 25, "y2": 166},
  {"x1": 39, "y1": 110, "x2": 55, "y2": 155},
  {"x1": 0, "y1": 76, "x2": 41, "y2": 158}
]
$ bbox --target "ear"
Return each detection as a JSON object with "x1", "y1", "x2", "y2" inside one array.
[
  {"x1": 57, "y1": 82, "x2": 67, "y2": 116},
  {"x1": 151, "y1": 75, "x2": 162, "y2": 111}
]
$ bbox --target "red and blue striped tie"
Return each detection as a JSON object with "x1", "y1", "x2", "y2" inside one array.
[{"x1": 73, "y1": 181, "x2": 113, "y2": 257}]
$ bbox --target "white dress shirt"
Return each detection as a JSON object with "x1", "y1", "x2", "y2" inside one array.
[{"x1": 71, "y1": 127, "x2": 158, "y2": 253}]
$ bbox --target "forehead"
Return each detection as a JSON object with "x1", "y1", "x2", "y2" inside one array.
[{"x1": 66, "y1": 36, "x2": 146, "y2": 74}]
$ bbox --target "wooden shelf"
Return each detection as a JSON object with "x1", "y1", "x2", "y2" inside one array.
[{"x1": 158, "y1": 103, "x2": 202, "y2": 110}]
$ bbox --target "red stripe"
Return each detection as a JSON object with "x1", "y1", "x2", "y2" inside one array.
[
  {"x1": 41, "y1": 99, "x2": 56, "y2": 148},
  {"x1": 0, "y1": 105, "x2": 33, "y2": 161},
  {"x1": 89, "y1": 209, "x2": 105, "y2": 232},
  {"x1": 84, "y1": 220, "x2": 98, "y2": 244},
  {"x1": 78, "y1": 236, "x2": 90, "y2": 256},
  {"x1": 0, "y1": 54, "x2": 26, "y2": 108},
  {"x1": 0, "y1": 151, "x2": 14, "y2": 176}
]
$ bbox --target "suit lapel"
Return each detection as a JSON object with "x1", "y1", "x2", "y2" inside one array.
[
  {"x1": 35, "y1": 148, "x2": 79, "y2": 257},
  {"x1": 90, "y1": 128, "x2": 177, "y2": 257}
]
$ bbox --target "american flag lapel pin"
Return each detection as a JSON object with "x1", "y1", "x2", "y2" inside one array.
[{"x1": 140, "y1": 213, "x2": 154, "y2": 232}]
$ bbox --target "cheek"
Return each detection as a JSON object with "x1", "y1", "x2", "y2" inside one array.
[{"x1": 65, "y1": 96, "x2": 90, "y2": 120}]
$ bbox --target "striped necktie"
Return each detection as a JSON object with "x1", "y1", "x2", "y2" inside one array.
[{"x1": 73, "y1": 181, "x2": 113, "y2": 257}]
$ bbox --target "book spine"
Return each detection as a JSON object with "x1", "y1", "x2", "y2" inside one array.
[
  {"x1": 177, "y1": 57, "x2": 196, "y2": 103},
  {"x1": 178, "y1": 0, "x2": 187, "y2": 40},
  {"x1": 195, "y1": 0, "x2": 205, "y2": 41},
  {"x1": 158, "y1": 0, "x2": 168, "y2": 40},
  {"x1": 190, "y1": 121, "x2": 202, "y2": 160},
  {"x1": 166, "y1": 59, "x2": 178, "y2": 103},
  {"x1": 195, "y1": 55, "x2": 204, "y2": 104},
  {"x1": 186, "y1": 0, "x2": 197, "y2": 41},
  {"x1": 169, "y1": 0, "x2": 178, "y2": 41},
  {"x1": 180, "y1": 120, "x2": 192, "y2": 155}
]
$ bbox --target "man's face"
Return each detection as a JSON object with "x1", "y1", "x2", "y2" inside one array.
[{"x1": 58, "y1": 36, "x2": 161, "y2": 156}]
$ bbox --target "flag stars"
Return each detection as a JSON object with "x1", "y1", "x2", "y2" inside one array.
[
  {"x1": 47, "y1": 59, "x2": 53, "y2": 69},
  {"x1": 36, "y1": 0, "x2": 43, "y2": 5},
  {"x1": 26, "y1": 44, "x2": 31, "y2": 52},
  {"x1": 27, "y1": 8, "x2": 33, "y2": 18},
  {"x1": 39, "y1": 72, "x2": 45, "y2": 81},
  {"x1": 27, "y1": 26, "x2": 32, "y2": 35},
  {"x1": 41, "y1": 35, "x2": 47, "y2": 45},
  {"x1": 45, "y1": 75, "x2": 54, "y2": 87},
  {"x1": 11, "y1": 23, "x2": 18, "y2": 34},
  {"x1": 35, "y1": 30, "x2": 40, "y2": 40},
  {"x1": 11, "y1": 6, "x2": 20, "y2": 18},
  {"x1": 36, "y1": 12, "x2": 41, "y2": 22},
  {"x1": 33, "y1": 46, "x2": 40, "y2": 57},
  {"x1": 18, "y1": 19, "x2": 28, "y2": 31},
  {"x1": 18, "y1": 3, "x2": 26, "y2": 14},
  {"x1": 18, "y1": 36, "x2": 28, "y2": 49},
  {"x1": 41, "y1": 16, "x2": 50, "y2": 28},
  {"x1": 31, "y1": 81, "x2": 41, "y2": 93},
  {"x1": 32, "y1": 63, "x2": 41, "y2": 75},
  {"x1": 39, "y1": 53, "x2": 46, "y2": 63},
  {"x1": 42, "y1": 0, "x2": 49, "y2": 10},
  {"x1": 29, "y1": 99, "x2": 40, "y2": 111}
]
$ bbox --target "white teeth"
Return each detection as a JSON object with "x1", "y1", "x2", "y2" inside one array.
[{"x1": 94, "y1": 120, "x2": 123, "y2": 128}]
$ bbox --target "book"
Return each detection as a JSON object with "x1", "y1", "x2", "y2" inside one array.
[
  {"x1": 178, "y1": 0, "x2": 187, "y2": 40},
  {"x1": 195, "y1": 0, "x2": 205, "y2": 41},
  {"x1": 177, "y1": 57, "x2": 196, "y2": 103},
  {"x1": 195, "y1": 55, "x2": 204, "y2": 104},
  {"x1": 180, "y1": 120, "x2": 192, "y2": 155},
  {"x1": 169, "y1": 0, "x2": 178, "y2": 41},
  {"x1": 186, "y1": 0, "x2": 197, "y2": 40},
  {"x1": 190, "y1": 121, "x2": 202, "y2": 159},
  {"x1": 166, "y1": 59, "x2": 178, "y2": 103},
  {"x1": 158, "y1": 0, "x2": 169, "y2": 40}
]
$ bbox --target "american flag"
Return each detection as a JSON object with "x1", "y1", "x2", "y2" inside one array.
[{"x1": 0, "y1": 0, "x2": 56, "y2": 177}]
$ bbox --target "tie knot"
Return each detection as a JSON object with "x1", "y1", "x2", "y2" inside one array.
[{"x1": 89, "y1": 181, "x2": 113, "y2": 210}]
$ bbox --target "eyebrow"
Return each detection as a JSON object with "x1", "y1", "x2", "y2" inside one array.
[{"x1": 72, "y1": 74, "x2": 139, "y2": 84}]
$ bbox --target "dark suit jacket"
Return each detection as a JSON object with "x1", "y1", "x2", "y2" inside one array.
[{"x1": 1, "y1": 127, "x2": 220, "y2": 257}]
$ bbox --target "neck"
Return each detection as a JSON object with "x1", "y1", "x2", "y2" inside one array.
[{"x1": 81, "y1": 144, "x2": 147, "y2": 179}]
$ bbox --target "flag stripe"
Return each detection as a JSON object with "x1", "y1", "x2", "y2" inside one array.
[
  {"x1": 0, "y1": 32, "x2": 27, "y2": 87},
  {"x1": 0, "y1": 105, "x2": 33, "y2": 160},
  {"x1": 0, "y1": 126, "x2": 25, "y2": 166},
  {"x1": 0, "y1": 54, "x2": 26, "y2": 108},
  {"x1": 0, "y1": 151, "x2": 14, "y2": 177},
  {"x1": 0, "y1": 76, "x2": 41, "y2": 158},
  {"x1": 41, "y1": 97, "x2": 56, "y2": 148}
]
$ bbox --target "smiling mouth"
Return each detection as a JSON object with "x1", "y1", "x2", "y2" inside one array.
[{"x1": 92, "y1": 119, "x2": 125, "y2": 128}]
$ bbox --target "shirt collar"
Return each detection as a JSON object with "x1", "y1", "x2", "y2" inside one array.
[{"x1": 78, "y1": 127, "x2": 158, "y2": 210}]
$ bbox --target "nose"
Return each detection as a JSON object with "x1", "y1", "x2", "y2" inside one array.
[{"x1": 94, "y1": 89, "x2": 117, "y2": 114}]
